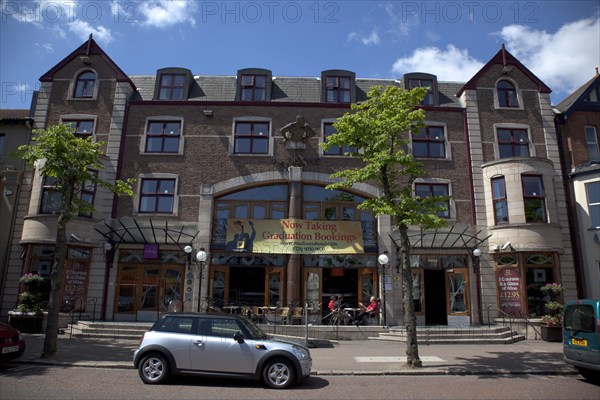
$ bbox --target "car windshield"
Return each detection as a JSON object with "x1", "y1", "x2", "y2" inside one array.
[{"x1": 239, "y1": 316, "x2": 269, "y2": 339}]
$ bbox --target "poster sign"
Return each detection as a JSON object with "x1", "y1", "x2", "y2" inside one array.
[
  {"x1": 497, "y1": 267, "x2": 522, "y2": 316},
  {"x1": 144, "y1": 244, "x2": 159, "y2": 259},
  {"x1": 226, "y1": 218, "x2": 364, "y2": 254},
  {"x1": 62, "y1": 260, "x2": 89, "y2": 310}
]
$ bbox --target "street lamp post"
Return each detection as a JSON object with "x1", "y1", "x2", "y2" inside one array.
[
  {"x1": 378, "y1": 252, "x2": 390, "y2": 326},
  {"x1": 184, "y1": 246, "x2": 208, "y2": 312}
]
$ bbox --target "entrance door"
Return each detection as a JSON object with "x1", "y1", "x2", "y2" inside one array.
[
  {"x1": 358, "y1": 268, "x2": 377, "y2": 304},
  {"x1": 210, "y1": 266, "x2": 229, "y2": 309},
  {"x1": 424, "y1": 269, "x2": 447, "y2": 325},
  {"x1": 446, "y1": 268, "x2": 469, "y2": 315},
  {"x1": 303, "y1": 268, "x2": 322, "y2": 322},
  {"x1": 265, "y1": 267, "x2": 284, "y2": 307}
]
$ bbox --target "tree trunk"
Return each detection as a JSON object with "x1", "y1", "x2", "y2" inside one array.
[
  {"x1": 41, "y1": 203, "x2": 71, "y2": 358},
  {"x1": 399, "y1": 225, "x2": 422, "y2": 368}
]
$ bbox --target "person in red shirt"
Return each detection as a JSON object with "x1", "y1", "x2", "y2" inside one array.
[{"x1": 354, "y1": 296, "x2": 379, "y2": 326}]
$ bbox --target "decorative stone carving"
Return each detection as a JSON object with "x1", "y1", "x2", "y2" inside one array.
[{"x1": 280, "y1": 115, "x2": 316, "y2": 149}]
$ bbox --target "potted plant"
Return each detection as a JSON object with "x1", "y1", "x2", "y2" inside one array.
[
  {"x1": 539, "y1": 283, "x2": 564, "y2": 342},
  {"x1": 8, "y1": 274, "x2": 49, "y2": 333}
]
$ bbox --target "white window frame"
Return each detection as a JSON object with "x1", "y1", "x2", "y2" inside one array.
[{"x1": 585, "y1": 126, "x2": 599, "y2": 161}]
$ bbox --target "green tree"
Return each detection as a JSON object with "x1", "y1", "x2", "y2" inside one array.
[
  {"x1": 15, "y1": 123, "x2": 134, "y2": 358},
  {"x1": 323, "y1": 86, "x2": 448, "y2": 368}
]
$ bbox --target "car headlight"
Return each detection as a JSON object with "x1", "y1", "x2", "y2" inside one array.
[{"x1": 291, "y1": 345, "x2": 310, "y2": 360}]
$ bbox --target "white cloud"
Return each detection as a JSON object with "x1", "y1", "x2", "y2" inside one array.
[
  {"x1": 68, "y1": 20, "x2": 114, "y2": 45},
  {"x1": 348, "y1": 30, "x2": 380, "y2": 46},
  {"x1": 138, "y1": 0, "x2": 197, "y2": 28},
  {"x1": 391, "y1": 45, "x2": 483, "y2": 81},
  {"x1": 498, "y1": 16, "x2": 600, "y2": 95},
  {"x1": 34, "y1": 42, "x2": 54, "y2": 55}
]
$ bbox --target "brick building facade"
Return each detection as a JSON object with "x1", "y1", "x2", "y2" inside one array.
[{"x1": 0, "y1": 37, "x2": 578, "y2": 327}]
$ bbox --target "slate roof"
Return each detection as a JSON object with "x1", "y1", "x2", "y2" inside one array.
[
  {"x1": 555, "y1": 73, "x2": 600, "y2": 114},
  {"x1": 0, "y1": 109, "x2": 33, "y2": 120},
  {"x1": 128, "y1": 74, "x2": 462, "y2": 107}
]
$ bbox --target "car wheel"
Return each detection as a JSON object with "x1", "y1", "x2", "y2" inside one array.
[
  {"x1": 577, "y1": 367, "x2": 600, "y2": 383},
  {"x1": 262, "y1": 357, "x2": 295, "y2": 389},
  {"x1": 139, "y1": 353, "x2": 170, "y2": 384}
]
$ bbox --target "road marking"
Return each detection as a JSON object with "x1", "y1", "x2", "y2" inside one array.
[{"x1": 355, "y1": 356, "x2": 446, "y2": 363}]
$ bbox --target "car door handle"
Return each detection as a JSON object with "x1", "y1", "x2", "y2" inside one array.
[{"x1": 193, "y1": 340, "x2": 205, "y2": 347}]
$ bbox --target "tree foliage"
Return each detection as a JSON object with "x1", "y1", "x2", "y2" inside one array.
[
  {"x1": 323, "y1": 86, "x2": 448, "y2": 367},
  {"x1": 15, "y1": 123, "x2": 134, "y2": 358}
]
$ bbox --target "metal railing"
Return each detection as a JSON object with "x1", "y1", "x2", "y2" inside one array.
[{"x1": 485, "y1": 304, "x2": 541, "y2": 339}]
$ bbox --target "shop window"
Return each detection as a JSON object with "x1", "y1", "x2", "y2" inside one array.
[
  {"x1": 492, "y1": 176, "x2": 509, "y2": 224},
  {"x1": 497, "y1": 80, "x2": 519, "y2": 108},
  {"x1": 522, "y1": 175, "x2": 546, "y2": 223},
  {"x1": 240, "y1": 74, "x2": 267, "y2": 101},
  {"x1": 145, "y1": 121, "x2": 181, "y2": 153},
  {"x1": 586, "y1": 181, "x2": 600, "y2": 228},
  {"x1": 73, "y1": 71, "x2": 96, "y2": 98},
  {"x1": 64, "y1": 120, "x2": 94, "y2": 138},
  {"x1": 525, "y1": 253, "x2": 555, "y2": 317},
  {"x1": 139, "y1": 178, "x2": 176, "y2": 214},
  {"x1": 497, "y1": 128, "x2": 530, "y2": 158},
  {"x1": 234, "y1": 121, "x2": 270, "y2": 154},
  {"x1": 585, "y1": 126, "x2": 599, "y2": 161},
  {"x1": 412, "y1": 125, "x2": 445, "y2": 158},
  {"x1": 323, "y1": 122, "x2": 356, "y2": 156}
]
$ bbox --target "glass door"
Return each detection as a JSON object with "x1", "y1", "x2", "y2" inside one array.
[
  {"x1": 446, "y1": 268, "x2": 469, "y2": 315},
  {"x1": 358, "y1": 268, "x2": 377, "y2": 305},
  {"x1": 303, "y1": 268, "x2": 322, "y2": 322},
  {"x1": 265, "y1": 267, "x2": 284, "y2": 307},
  {"x1": 210, "y1": 266, "x2": 229, "y2": 310}
]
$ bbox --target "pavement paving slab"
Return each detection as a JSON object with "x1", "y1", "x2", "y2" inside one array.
[{"x1": 15, "y1": 334, "x2": 576, "y2": 376}]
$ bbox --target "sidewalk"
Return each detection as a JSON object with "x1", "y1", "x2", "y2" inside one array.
[{"x1": 16, "y1": 334, "x2": 575, "y2": 376}]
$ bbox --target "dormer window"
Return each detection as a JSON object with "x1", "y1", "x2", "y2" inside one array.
[
  {"x1": 236, "y1": 69, "x2": 272, "y2": 102},
  {"x1": 408, "y1": 78, "x2": 434, "y2": 105},
  {"x1": 320, "y1": 70, "x2": 355, "y2": 104},
  {"x1": 404, "y1": 73, "x2": 438, "y2": 106},
  {"x1": 241, "y1": 74, "x2": 267, "y2": 101},
  {"x1": 73, "y1": 71, "x2": 95, "y2": 98},
  {"x1": 497, "y1": 80, "x2": 519, "y2": 108},
  {"x1": 325, "y1": 76, "x2": 351, "y2": 103},
  {"x1": 158, "y1": 74, "x2": 185, "y2": 100}
]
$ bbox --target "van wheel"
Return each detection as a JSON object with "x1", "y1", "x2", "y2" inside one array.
[
  {"x1": 577, "y1": 367, "x2": 600, "y2": 383},
  {"x1": 139, "y1": 353, "x2": 170, "y2": 384},
  {"x1": 262, "y1": 357, "x2": 295, "y2": 389}
]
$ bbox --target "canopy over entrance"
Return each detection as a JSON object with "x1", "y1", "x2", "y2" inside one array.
[
  {"x1": 390, "y1": 224, "x2": 491, "y2": 251},
  {"x1": 93, "y1": 216, "x2": 199, "y2": 248}
]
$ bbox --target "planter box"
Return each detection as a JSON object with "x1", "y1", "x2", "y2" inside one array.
[
  {"x1": 8, "y1": 313, "x2": 43, "y2": 333},
  {"x1": 540, "y1": 324, "x2": 562, "y2": 342}
]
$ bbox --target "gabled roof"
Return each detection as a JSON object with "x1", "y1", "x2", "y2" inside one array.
[
  {"x1": 39, "y1": 35, "x2": 135, "y2": 89},
  {"x1": 555, "y1": 70, "x2": 600, "y2": 117},
  {"x1": 457, "y1": 44, "x2": 551, "y2": 96}
]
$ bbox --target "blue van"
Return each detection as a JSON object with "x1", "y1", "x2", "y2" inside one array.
[{"x1": 563, "y1": 299, "x2": 600, "y2": 381}]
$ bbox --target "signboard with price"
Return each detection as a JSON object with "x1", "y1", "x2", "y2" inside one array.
[
  {"x1": 62, "y1": 260, "x2": 89, "y2": 310},
  {"x1": 496, "y1": 267, "x2": 522, "y2": 316}
]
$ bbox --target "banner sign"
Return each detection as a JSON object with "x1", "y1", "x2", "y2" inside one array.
[
  {"x1": 496, "y1": 267, "x2": 522, "y2": 316},
  {"x1": 225, "y1": 218, "x2": 364, "y2": 254}
]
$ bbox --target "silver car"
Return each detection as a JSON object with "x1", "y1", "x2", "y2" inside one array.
[{"x1": 133, "y1": 313, "x2": 312, "y2": 389}]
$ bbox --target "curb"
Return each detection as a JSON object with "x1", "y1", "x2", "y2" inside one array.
[{"x1": 15, "y1": 359, "x2": 576, "y2": 376}]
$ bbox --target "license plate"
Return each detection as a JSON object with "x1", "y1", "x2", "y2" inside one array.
[
  {"x1": 571, "y1": 338, "x2": 588, "y2": 347},
  {"x1": 2, "y1": 345, "x2": 19, "y2": 354}
]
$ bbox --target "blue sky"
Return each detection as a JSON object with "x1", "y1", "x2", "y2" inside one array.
[{"x1": 1, "y1": 1, "x2": 599, "y2": 110}]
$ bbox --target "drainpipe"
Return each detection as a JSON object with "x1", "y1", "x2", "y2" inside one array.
[{"x1": 463, "y1": 108, "x2": 484, "y2": 325}]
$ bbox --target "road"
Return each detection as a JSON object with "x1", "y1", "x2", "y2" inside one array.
[{"x1": 1, "y1": 364, "x2": 598, "y2": 400}]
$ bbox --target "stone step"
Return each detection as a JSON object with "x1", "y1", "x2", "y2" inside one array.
[
  {"x1": 371, "y1": 325, "x2": 526, "y2": 344},
  {"x1": 368, "y1": 334, "x2": 526, "y2": 345}
]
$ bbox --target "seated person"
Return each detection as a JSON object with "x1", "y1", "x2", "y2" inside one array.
[
  {"x1": 354, "y1": 296, "x2": 379, "y2": 326},
  {"x1": 328, "y1": 296, "x2": 336, "y2": 313}
]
